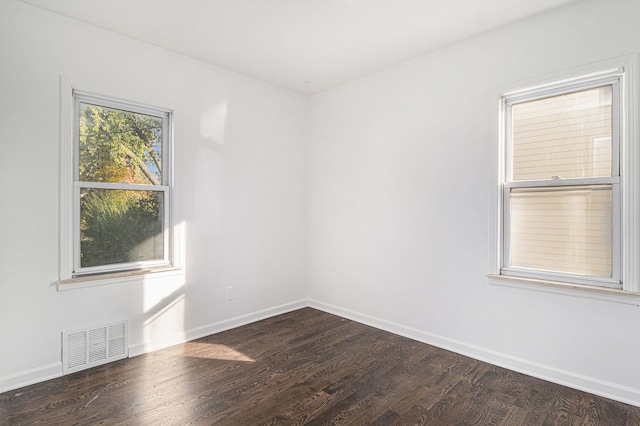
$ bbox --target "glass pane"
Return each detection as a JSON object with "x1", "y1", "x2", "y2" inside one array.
[
  {"x1": 511, "y1": 86, "x2": 612, "y2": 181},
  {"x1": 509, "y1": 185, "x2": 612, "y2": 277},
  {"x1": 78, "y1": 103, "x2": 163, "y2": 185},
  {"x1": 80, "y1": 189, "x2": 165, "y2": 268}
]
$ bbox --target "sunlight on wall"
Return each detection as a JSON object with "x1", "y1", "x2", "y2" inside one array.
[
  {"x1": 200, "y1": 103, "x2": 227, "y2": 145},
  {"x1": 142, "y1": 282, "x2": 186, "y2": 347},
  {"x1": 195, "y1": 102, "x2": 227, "y2": 236},
  {"x1": 140, "y1": 220, "x2": 187, "y2": 351},
  {"x1": 195, "y1": 147, "x2": 222, "y2": 235},
  {"x1": 143, "y1": 291, "x2": 185, "y2": 327}
]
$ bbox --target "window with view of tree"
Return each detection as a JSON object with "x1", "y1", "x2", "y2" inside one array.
[{"x1": 73, "y1": 92, "x2": 171, "y2": 276}]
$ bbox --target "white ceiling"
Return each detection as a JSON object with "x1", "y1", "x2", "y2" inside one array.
[{"x1": 19, "y1": 0, "x2": 581, "y2": 95}]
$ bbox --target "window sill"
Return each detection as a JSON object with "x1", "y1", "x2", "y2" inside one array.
[
  {"x1": 487, "y1": 274, "x2": 640, "y2": 306},
  {"x1": 58, "y1": 266, "x2": 183, "y2": 291}
]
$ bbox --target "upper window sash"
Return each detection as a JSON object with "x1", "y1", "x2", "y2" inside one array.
[
  {"x1": 501, "y1": 70, "x2": 623, "y2": 105},
  {"x1": 73, "y1": 91, "x2": 171, "y2": 187},
  {"x1": 503, "y1": 75, "x2": 621, "y2": 184}
]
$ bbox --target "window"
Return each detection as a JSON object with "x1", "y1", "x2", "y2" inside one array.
[
  {"x1": 493, "y1": 62, "x2": 640, "y2": 294},
  {"x1": 71, "y1": 92, "x2": 172, "y2": 276}
]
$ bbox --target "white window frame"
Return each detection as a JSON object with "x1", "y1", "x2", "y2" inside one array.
[
  {"x1": 72, "y1": 92, "x2": 172, "y2": 276},
  {"x1": 503, "y1": 74, "x2": 621, "y2": 288},
  {"x1": 489, "y1": 56, "x2": 640, "y2": 298},
  {"x1": 59, "y1": 77, "x2": 179, "y2": 286}
]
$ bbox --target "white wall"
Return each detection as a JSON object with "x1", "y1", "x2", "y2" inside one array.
[
  {"x1": 307, "y1": 0, "x2": 640, "y2": 406},
  {"x1": 0, "y1": 0, "x2": 307, "y2": 390}
]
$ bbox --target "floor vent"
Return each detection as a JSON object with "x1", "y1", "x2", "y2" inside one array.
[{"x1": 62, "y1": 320, "x2": 128, "y2": 374}]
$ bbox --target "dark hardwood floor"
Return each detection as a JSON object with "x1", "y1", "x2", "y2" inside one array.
[{"x1": 2, "y1": 308, "x2": 639, "y2": 425}]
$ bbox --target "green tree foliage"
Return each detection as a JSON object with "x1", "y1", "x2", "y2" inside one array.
[
  {"x1": 80, "y1": 189, "x2": 163, "y2": 267},
  {"x1": 78, "y1": 104, "x2": 165, "y2": 268},
  {"x1": 79, "y1": 104, "x2": 162, "y2": 185}
]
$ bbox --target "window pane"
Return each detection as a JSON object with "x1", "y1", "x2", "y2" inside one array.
[
  {"x1": 78, "y1": 103, "x2": 163, "y2": 185},
  {"x1": 511, "y1": 86, "x2": 612, "y2": 181},
  {"x1": 509, "y1": 185, "x2": 612, "y2": 277},
  {"x1": 80, "y1": 189, "x2": 164, "y2": 268}
]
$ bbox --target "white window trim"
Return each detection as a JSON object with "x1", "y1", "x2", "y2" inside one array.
[
  {"x1": 488, "y1": 55, "x2": 640, "y2": 302},
  {"x1": 59, "y1": 76, "x2": 181, "y2": 289}
]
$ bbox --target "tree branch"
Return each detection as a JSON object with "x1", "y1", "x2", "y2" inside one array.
[{"x1": 121, "y1": 145, "x2": 160, "y2": 185}]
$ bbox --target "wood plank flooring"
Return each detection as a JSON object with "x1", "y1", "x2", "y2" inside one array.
[{"x1": 2, "y1": 308, "x2": 639, "y2": 425}]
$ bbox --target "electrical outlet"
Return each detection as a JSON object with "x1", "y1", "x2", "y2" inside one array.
[{"x1": 225, "y1": 286, "x2": 233, "y2": 300}]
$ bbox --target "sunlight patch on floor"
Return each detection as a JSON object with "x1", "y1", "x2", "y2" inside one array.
[{"x1": 187, "y1": 342, "x2": 255, "y2": 362}]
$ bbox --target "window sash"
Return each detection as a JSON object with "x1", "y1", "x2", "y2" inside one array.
[
  {"x1": 504, "y1": 76, "x2": 621, "y2": 183},
  {"x1": 502, "y1": 182, "x2": 621, "y2": 288},
  {"x1": 501, "y1": 73, "x2": 622, "y2": 289},
  {"x1": 72, "y1": 184, "x2": 171, "y2": 276},
  {"x1": 73, "y1": 92, "x2": 171, "y2": 187},
  {"x1": 72, "y1": 93, "x2": 172, "y2": 277}
]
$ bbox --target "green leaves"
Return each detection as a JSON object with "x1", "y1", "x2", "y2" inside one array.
[
  {"x1": 77, "y1": 103, "x2": 166, "y2": 268},
  {"x1": 80, "y1": 189, "x2": 164, "y2": 267},
  {"x1": 78, "y1": 104, "x2": 162, "y2": 185}
]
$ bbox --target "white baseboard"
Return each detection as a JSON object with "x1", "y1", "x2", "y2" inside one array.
[
  {"x1": 1, "y1": 300, "x2": 307, "y2": 395},
  {"x1": 308, "y1": 299, "x2": 640, "y2": 408},
  {"x1": 129, "y1": 299, "x2": 308, "y2": 357},
  {"x1": 0, "y1": 362, "x2": 62, "y2": 395},
  {"x1": 5, "y1": 299, "x2": 639, "y2": 409}
]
